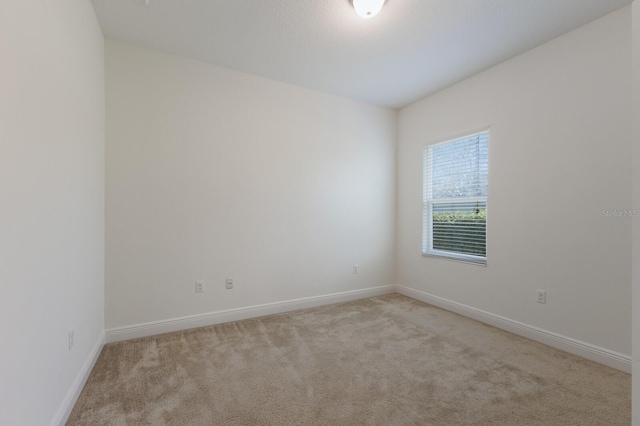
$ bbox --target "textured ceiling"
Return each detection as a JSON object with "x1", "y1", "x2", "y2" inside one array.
[{"x1": 91, "y1": 0, "x2": 632, "y2": 108}]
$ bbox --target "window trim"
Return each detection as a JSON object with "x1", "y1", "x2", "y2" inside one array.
[{"x1": 422, "y1": 128, "x2": 489, "y2": 266}]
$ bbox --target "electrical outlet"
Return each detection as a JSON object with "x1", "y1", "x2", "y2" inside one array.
[
  {"x1": 353, "y1": 265, "x2": 359, "y2": 274},
  {"x1": 536, "y1": 289, "x2": 546, "y2": 304},
  {"x1": 226, "y1": 278, "x2": 233, "y2": 289},
  {"x1": 68, "y1": 328, "x2": 75, "y2": 351},
  {"x1": 195, "y1": 280, "x2": 205, "y2": 293}
]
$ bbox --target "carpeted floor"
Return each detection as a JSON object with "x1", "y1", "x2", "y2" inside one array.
[{"x1": 67, "y1": 294, "x2": 631, "y2": 425}]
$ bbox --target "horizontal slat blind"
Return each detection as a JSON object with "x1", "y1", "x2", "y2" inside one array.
[
  {"x1": 432, "y1": 201, "x2": 487, "y2": 256},
  {"x1": 423, "y1": 131, "x2": 489, "y2": 261}
]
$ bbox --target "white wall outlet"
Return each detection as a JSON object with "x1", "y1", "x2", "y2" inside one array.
[
  {"x1": 353, "y1": 265, "x2": 359, "y2": 274},
  {"x1": 68, "y1": 328, "x2": 75, "y2": 351},
  {"x1": 195, "y1": 280, "x2": 205, "y2": 293},
  {"x1": 536, "y1": 289, "x2": 546, "y2": 304},
  {"x1": 226, "y1": 278, "x2": 233, "y2": 289}
]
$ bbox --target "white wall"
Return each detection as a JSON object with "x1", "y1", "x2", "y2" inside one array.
[
  {"x1": 0, "y1": 1, "x2": 105, "y2": 425},
  {"x1": 105, "y1": 40, "x2": 396, "y2": 330},
  {"x1": 632, "y1": 0, "x2": 640, "y2": 422},
  {"x1": 398, "y1": 8, "x2": 632, "y2": 357}
]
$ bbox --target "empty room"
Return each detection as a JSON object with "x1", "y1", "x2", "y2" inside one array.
[{"x1": 2, "y1": 0, "x2": 640, "y2": 425}]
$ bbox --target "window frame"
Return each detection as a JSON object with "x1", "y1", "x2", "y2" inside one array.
[{"x1": 422, "y1": 129, "x2": 489, "y2": 266}]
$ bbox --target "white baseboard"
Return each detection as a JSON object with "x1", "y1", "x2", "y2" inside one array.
[
  {"x1": 396, "y1": 285, "x2": 632, "y2": 373},
  {"x1": 105, "y1": 285, "x2": 396, "y2": 343},
  {"x1": 50, "y1": 332, "x2": 104, "y2": 426},
  {"x1": 105, "y1": 284, "x2": 630, "y2": 372}
]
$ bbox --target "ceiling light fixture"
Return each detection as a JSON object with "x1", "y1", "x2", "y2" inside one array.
[{"x1": 352, "y1": 0, "x2": 386, "y2": 19}]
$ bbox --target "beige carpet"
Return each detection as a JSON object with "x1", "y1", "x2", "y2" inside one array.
[{"x1": 68, "y1": 294, "x2": 630, "y2": 425}]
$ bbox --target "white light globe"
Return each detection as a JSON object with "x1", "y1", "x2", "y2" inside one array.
[{"x1": 353, "y1": 0, "x2": 386, "y2": 19}]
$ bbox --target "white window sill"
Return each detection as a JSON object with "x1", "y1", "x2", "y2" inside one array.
[{"x1": 422, "y1": 252, "x2": 487, "y2": 267}]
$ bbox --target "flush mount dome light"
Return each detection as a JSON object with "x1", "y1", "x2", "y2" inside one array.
[{"x1": 352, "y1": 0, "x2": 386, "y2": 19}]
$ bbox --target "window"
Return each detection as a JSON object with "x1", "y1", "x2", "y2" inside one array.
[{"x1": 423, "y1": 130, "x2": 489, "y2": 264}]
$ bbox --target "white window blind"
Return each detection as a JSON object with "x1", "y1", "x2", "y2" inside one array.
[{"x1": 423, "y1": 130, "x2": 489, "y2": 264}]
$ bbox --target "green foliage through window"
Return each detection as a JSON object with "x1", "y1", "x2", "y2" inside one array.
[{"x1": 432, "y1": 208, "x2": 486, "y2": 256}]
